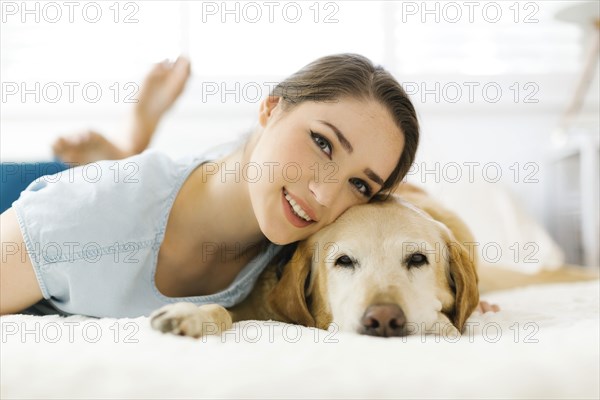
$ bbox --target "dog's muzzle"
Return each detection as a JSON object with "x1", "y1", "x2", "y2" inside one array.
[{"x1": 359, "y1": 303, "x2": 407, "y2": 337}]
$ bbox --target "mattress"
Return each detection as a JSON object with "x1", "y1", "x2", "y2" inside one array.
[{"x1": 1, "y1": 280, "x2": 598, "y2": 399}]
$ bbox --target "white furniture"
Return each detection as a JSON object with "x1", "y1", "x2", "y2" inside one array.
[
  {"x1": 548, "y1": 130, "x2": 599, "y2": 267},
  {"x1": 550, "y1": 2, "x2": 600, "y2": 267}
]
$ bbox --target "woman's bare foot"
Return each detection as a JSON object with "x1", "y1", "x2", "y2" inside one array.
[
  {"x1": 52, "y1": 130, "x2": 128, "y2": 165},
  {"x1": 133, "y1": 57, "x2": 191, "y2": 132},
  {"x1": 476, "y1": 300, "x2": 501, "y2": 313},
  {"x1": 52, "y1": 56, "x2": 191, "y2": 165}
]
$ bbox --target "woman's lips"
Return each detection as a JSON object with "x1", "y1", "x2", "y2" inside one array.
[
  {"x1": 283, "y1": 188, "x2": 318, "y2": 222},
  {"x1": 281, "y1": 188, "x2": 314, "y2": 228}
]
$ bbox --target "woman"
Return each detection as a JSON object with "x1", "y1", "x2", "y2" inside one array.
[{"x1": 3, "y1": 54, "x2": 495, "y2": 319}]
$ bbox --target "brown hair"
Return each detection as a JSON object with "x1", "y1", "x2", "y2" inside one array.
[{"x1": 268, "y1": 53, "x2": 419, "y2": 198}]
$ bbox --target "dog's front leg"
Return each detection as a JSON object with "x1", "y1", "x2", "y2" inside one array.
[{"x1": 150, "y1": 303, "x2": 233, "y2": 338}]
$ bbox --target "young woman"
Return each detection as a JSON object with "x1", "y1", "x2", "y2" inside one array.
[{"x1": 0, "y1": 53, "x2": 422, "y2": 318}]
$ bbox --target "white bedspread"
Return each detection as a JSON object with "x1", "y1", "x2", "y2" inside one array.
[{"x1": 2, "y1": 280, "x2": 599, "y2": 399}]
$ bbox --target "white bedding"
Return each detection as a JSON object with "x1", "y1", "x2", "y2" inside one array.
[{"x1": 2, "y1": 280, "x2": 599, "y2": 399}]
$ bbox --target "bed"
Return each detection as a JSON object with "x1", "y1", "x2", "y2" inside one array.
[
  {"x1": 3, "y1": 172, "x2": 598, "y2": 399},
  {"x1": 1, "y1": 278, "x2": 598, "y2": 399}
]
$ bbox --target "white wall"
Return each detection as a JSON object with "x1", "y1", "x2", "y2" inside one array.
[{"x1": 2, "y1": 1, "x2": 598, "y2": 265}]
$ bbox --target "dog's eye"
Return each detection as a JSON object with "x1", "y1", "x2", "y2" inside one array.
[
  {"x1": 406, "y1": 253, "x2": 428, "y2": 268},
  {"x1": 335, "y1": 255, "x2": 355, "y2": 269}
]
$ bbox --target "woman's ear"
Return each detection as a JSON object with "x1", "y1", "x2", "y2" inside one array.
[
  {"x1": 258, "y1": 96, "x2": 282, "y2": 127},
  {"x1": 267, "y1": 240, "x2": 316, "y2": 327}
]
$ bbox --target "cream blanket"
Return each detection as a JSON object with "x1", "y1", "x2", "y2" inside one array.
[{"x1": 1, "y1": 281, "x2": 598, "y2": 399}]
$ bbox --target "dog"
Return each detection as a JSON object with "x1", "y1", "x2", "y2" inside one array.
[{"x1": 150, "y1": 184, "x2": 480, "y2": 338}]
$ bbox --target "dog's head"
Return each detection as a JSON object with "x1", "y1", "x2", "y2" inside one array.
[{"x1": 268, "y1": 195, "x2": 479, "y2": 337}]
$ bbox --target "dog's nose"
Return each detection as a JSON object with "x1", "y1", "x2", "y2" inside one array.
[{"x1": 360, "y1": 304, "x2": 407, "y2": 337}]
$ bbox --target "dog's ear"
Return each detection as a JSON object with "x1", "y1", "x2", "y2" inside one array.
[
  {"x1": 446, "y1": 239, "x2": 479, "y2": 332},
  {"x1": 267, "y1": 241, "x2": 316, "y2": 327}
]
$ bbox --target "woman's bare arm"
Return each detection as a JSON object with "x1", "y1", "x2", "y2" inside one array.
[{"x1": 0, "y1": 208, "x2": 43, "y2": 315}]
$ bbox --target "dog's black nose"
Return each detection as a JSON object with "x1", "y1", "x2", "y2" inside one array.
[{"x1": 360, "y1": 304, "x2": 407, "y2": 337}]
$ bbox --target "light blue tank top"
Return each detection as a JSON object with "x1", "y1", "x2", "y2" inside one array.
[{"x1": 13, "y1": 141, "x2": 284, "y2": 318}]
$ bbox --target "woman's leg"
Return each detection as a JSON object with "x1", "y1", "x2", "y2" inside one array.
[
  {"x1": 52, "y1": 56, "x2": 191, "y2": 165},
  {"x1": 0, "y1": 208, "x2": 44, "y2": 315},
  {"x1": 1, "y1": 56, "x2": 192, "y2": 213}
]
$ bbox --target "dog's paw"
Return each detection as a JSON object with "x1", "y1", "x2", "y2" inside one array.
[{"x1": 150, "y1": 302, "x2": 232, "y2": 338}]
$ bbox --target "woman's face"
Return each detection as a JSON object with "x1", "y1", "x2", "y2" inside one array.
[{"x1": 248, "y1": 96, "x2": 405, "y2": 245}]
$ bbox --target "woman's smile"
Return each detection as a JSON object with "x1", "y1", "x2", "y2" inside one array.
[{"x1": 281, "y1": 188, "x2": 317, "y2": 228}]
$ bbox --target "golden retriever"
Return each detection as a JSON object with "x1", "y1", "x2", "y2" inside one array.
[{"x1": 150, "y1": 184, "x2": 480, "y2": 338}]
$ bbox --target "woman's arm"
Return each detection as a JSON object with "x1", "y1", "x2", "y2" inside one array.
[{"x1": 0, "y1": 208, "x2": 43, "y2": 315}]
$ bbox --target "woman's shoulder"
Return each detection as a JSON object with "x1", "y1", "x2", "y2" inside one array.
[
  {"x1": 11, "y1": 143, "x2": 239, "y2": 235},
  {"x1": 13, "y1": 150, "x2": 188, "y2": 202},
  {"x1": 11, "y1": 150, "x2": 202, "y2": 245}
]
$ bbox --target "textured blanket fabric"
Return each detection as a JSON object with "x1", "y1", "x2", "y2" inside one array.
[{"x1": 1, "y1": 280, "x2": 599, "y2": 399}]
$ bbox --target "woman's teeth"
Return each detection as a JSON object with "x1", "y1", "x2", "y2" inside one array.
[{"x1": 284, "y1": 191, "x2": 312, "y2": 222}]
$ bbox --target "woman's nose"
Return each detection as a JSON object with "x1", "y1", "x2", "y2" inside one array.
[{"x1": 308, "y1": 179, "x2": 340, "y2": 207}]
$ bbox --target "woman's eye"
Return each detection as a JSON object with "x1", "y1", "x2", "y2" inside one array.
[
  {"x1": 311, "y1": 131, "x2": 332, "y2": 157},
  {"x1": 311, "y1": 131, "x2": 371, "y2": 198},
  {"x1": 406, "y1": 253, "x2": 428, "y2": 269},
  {"x1": 350, "y1": 178, "x2": 372, "y2": 197},
  {"x1": 334, "y1": 255, "x2": 355, "y2": 269}
]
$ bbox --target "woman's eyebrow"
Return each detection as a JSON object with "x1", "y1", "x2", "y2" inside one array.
[
  {"x1": 318, "y1": 120, "x2": 353, "y2": 154},
  {"x1": 317, "y1": 119, "x2": 385, "y2": 188},
  {"x1": 364, "y1": 168, "x2": 384, "y2": 187}
]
